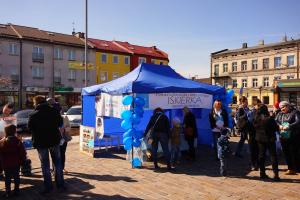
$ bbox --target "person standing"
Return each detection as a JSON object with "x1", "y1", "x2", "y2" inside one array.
[
  {"x1": 28, "y1": 95, "x2": 65, "y2": 194},
  {"x1": 170, "y1": 118, "x2": 181, "y2": 166},
  {"x1": 209, "y1": 99, "x2": 228, "y2": 160},
  {"x1": 0, "y1": 124, "x2": 26, "y2": 198},
  {"x1": 183, "y1": 106, "x2": 198, "y2": 161},
  {"x1": 253, "y1": 104, "x2": 280, "y2": 181},
  {"x1": 275, "y1": 101, "x2": 300, "y2": 175},
  {"x1": 145, "y1": 107, "x2": 171, "y2": 170}
]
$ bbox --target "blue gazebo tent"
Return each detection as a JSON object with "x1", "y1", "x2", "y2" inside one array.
[{"x1": 82, "y1": 63, "x2": 225, "y2": 146}]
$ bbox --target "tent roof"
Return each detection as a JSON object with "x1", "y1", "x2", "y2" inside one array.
[{"x1": 82, "y1": 63, "x2": 225, "y2": 96}]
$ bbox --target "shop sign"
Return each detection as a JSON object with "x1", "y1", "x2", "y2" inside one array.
[
  {"x1": 68, "y1": 61, "x2": 94, "y2": 70},
  {"x1": 277, "y1": 80, "x2": 300, "y2": 88},
  {"x1": 0, "y1": 86, "x2": 19, "y2": 92},
  {"x1": 54, "y1": 87, "x2": 74, "y2": 92},
  {"x1": 26, "y1": 87, "x2": 50, "y2": 93}
]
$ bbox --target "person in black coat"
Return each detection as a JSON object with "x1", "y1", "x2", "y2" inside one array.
[
  {"x1": 145, "y1": 107, "x2": 171, "y2": 170},
  {"x1": 28, "y1": 95, "x2": 65, "y2": 194},
  {"x1": 183, "y1": 106, "x2": 198, "y2": 160},
  {"x1": 253, "y1": 104, "x2": 280, "y2": 181},
  {"x1": 209, "y1": 99, "x2": 228, "y2": 160}
]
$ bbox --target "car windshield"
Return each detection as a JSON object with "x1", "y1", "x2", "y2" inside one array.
[
  {"x1": 15, "y1": 110, "x2": 33, "y2": 118},
  {"x1": 66, "y1": 107, "x2": 81, "y2": 115}
]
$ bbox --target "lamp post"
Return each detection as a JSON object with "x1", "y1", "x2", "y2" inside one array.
[
  {"x1": 259, "y1": 86, "x2": 262, "y2": 100},
  {"x1": 84, "y1": 0, "x2": 88, "y2": 87}
]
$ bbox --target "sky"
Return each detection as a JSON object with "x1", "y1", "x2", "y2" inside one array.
[{"x1": 1, "y1": 0, "x2": 300, "y2": 78}]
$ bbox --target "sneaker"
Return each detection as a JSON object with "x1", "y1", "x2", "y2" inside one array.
[{"x1": 284, "y1": 170, "x2": 297, "y2": 175}]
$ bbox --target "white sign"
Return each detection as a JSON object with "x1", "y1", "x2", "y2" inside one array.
[
  {"x1": 95, "y1": 93, "x2": 128, "y2": 118},
  {"x1": 148, "y1": 93, "x2": 212, "y2": 109},
  {"x1": 95, "y1": 117, "x2": 104, "y2": 139}
]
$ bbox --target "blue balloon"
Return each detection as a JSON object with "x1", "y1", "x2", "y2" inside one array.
[
  {"x1": 132, "y1": 138, "x2": 141, "y2": 147},
  {"x1": 124, "y1": 140, "x2": 132, "y2": 150},
  {"x1": 134, "y1": 107, "x2": 144, "y2": 117},
  {"x1": 121, "y1": 119, "x2": 132, "y2": 130},
  {"x1": 121, "y1": 110, "x2": 132, "y2": 119},
  {"x1": 134, "y1": 97, "x2": 145, "y2": 107},
  {"x1": 122, "y1": 95, "x2": 133, "y2": 106},
  {"x1": 123, "y1": 128, "x2": 135, "y2": 139},
  {"x1": 227, "y1": 89, "x2": 235, "y2": 97},
  {"x1": 132, "y1": 158, "x2": 142, "y2": 167},
  {"x1": 123, "y1": 136, "x2": 132, "y2": 144},
  {"x1": 133, "y1": 130, "x2": 144, "y2": 139},
  {"x1": 132, "y1": 114, "x2": 141, "y2": 125}
]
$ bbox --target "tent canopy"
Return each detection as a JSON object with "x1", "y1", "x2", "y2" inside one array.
[{"x1": 82, "y1": 63, "x2": 225, "y2": 96}]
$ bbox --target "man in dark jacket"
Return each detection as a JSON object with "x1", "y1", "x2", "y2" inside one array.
[
  {"x1": 183, "y1": 106, "x2": 198, "y2": 161},
  {"x1": 253, "y1": 104, "x2": 280, "y2": 181},
  {"x1": 28, "y1": 95, "x2": 64, "y2": 194},
  {"x1": 145, "y1": 107, "x2": 171, "y2": 170}
]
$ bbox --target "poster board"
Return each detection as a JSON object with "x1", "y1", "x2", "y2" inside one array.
[
  {"x1": 79, "y1": 125, "x2": 96, "y2": 156},
  {"x1": 0, "y1": 115, "x2": 17, "y2": 139}
]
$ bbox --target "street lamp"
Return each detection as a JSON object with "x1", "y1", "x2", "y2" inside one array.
[{"x1": 84, "y1": 0, "x2": 88, "y2": 87}]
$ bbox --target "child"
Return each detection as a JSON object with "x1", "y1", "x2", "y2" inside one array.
[
  {"x1": 170, "y1": 118, "x2": 181, "y2": 166},
  {"x1": 0, "y1": 124, "x2": 26, "y2": 198},
  {"x1": 217, "y1": 128, "x2": 230, "y2": 176}
]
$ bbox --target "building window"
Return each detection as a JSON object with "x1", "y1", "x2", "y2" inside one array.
[
  {"x1": 252, "y1": 78, "x2": 258, "y2": 87},
  {"x1": 138, "y1": 57, "x2": 146, "y2": 65},
  {"x1": 263, "y1": 77, "x2": 269, "y2": 87},
  {"x1": 68, "y1": 50, "x2": 76, "y2": 61},
  {"x1": 274, "y1": 57, "x2": 281, "y2": 68},
  {"x1": 232, "y1": 79, "x2": 237, "y2": 88},
  {"x1": 32, "y1": 66, "x2": 44, "y2": 78},
  {"x1": 242, "y1": 79, "x2": 247, "y2": 88},
  {"x1": 232, "y1": 62, "x2": 237, "y2": 72},
  {"x1": 252, "y1": 96, "x2": 258, "y2": 105},
  {"x1": 100, "y1": 71, "x2": 108, "y2": 82},
  {"x1": 54, "y1": 69, "x2": 61, "y2": 83},
  {"x1": 214, "y1": 64, "x2": 219, "y2": 76},
  {"x1": 223, "y1": 63, "x2": 228, "y2": 73},
  {"x1": 32, "y1": 46, "x2": 44, "y2": 62},
  {"x1": 9, "y1": 43, "x2": 18, "y2": 55},
  {"x1": 287, "y1": 55, "x2": 294, "y2": 67},
  {"x1": 263, "y1": 96, "x2": 269, "y2": 105},
  {"x1": 241, "y1": 61, "x2": 247, "y2": 71},
  {"x1": 101, "y1": 54, "x2": 107, "y2": 64},
  {"x1": 287, "y1": 75, "x2": 295, "y2": 80},
  {"x1": 151, "y1": 59, "x2": 156, "y2": 64},
  {"x1": 263, "y1": 58, "x2": 269, "y2": 69},
  {"x1": 112, "y1": 55, "x2": 119, "y2": 64},
  {"x1": 223, "y1": 80, "x2": 228, "y2": 88},
  {"x1": 252, "y1": 60, "x2": 258, "y2": 70},
  {"x1": 112, "y1": 72, "x2": 119, "y2": 80},
  {"x1": 68, "y1": 69, "x2": 76, "y2": 80},
  {"x1": 54, "y1": 48, "x2": 63, "y2": 59},
  {"x1": 124, "y1": 56, "x2": 130, "y2": 65},
  {"x1": 274, "y1": 76, "x2": 281, "y2": 81}
]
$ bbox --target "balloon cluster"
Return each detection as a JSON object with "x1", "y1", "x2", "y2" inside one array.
[
  {"x1": 121, "y1": 95, "x2": 145, "y2": 167},
  {"x1": 213, "y1": 89, "x2": 235, "y2": 128}
]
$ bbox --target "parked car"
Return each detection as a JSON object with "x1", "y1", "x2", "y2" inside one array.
[
  {"x1": 14, "y1": 109, "x2": 34, "y2": 133},
  {"x1": 64, "y1": 105, "x2": 82, "y2": 128}
]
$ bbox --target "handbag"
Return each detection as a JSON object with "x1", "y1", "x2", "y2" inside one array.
[
  {"x1": 184, "y1": 127, "x2": 194, "y2": 137},
  {"x1": 146, "y1": 114, "x2": 162, "y2": 145}
]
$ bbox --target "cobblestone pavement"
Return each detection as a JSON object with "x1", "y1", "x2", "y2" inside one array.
[{"x1": 0, "y1": 136, "x2": 299, "y2": 200}]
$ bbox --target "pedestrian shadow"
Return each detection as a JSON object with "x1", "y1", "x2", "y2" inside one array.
[
  {"x1": 9, "y1": 175, "x2": 141, "y2": 200},
  {"x1": 66, "y1": 172, "x2": 137, "y2": 183}
]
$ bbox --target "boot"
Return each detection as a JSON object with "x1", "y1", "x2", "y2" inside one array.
[{"x1": 260, "y1": 172, "x2": 269, "y2": 179}]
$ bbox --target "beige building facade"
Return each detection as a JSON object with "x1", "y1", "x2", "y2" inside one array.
[{"x1": 211, "y1": 38, "x2": 300, "y2": 106}]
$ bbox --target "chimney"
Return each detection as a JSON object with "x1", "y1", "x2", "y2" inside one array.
[
  {"x1": 74, "y1": 32, "x2": 85, "y2": 39},
  {"x1": 152, "y1": 46, "x2": 157, "y2": 50},
  {"x1": 258, "y1": 40, "x2": 264, "y2": 46},
  {"x1": 282, "y1": 35, "x2": 287, "y2": 42},
  {"x1": 242, "y1": 43, "x2": 248, "y2": 48}
]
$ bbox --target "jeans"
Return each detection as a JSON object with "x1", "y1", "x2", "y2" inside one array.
[
  {"x1": 248, "y1": 138, "x2": 259, "y2": 168},
  {"x1": 152, "y1": 132, "x2": 171, "y2": 167},
  {"x1": 37, "y1": 145, "x2": 64, "y2": 190},
  {"x1": 257, "y1": 141, "x2": 278, "y2": 176},
  {"x1": 212, "y1": 132, "x2": 221, "y2": 159},
  {"x1": 171, "y1": 145, "x2": 180, "y2": 164},
  {"x1": 60, "y1": 142, "x2": 68, "y2": 170},
  {"x1": 4, "y1": 167, "x2": 20, "y2": 193}
]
